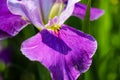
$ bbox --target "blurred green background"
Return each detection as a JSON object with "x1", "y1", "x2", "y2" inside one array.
[{"x1": 0, "y1": 0, "x2": 120, "y2": 80}]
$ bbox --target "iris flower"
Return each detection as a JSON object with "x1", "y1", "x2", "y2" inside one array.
[{"x1": 0, "y1": 0, "x2": 104, "y2": 80}]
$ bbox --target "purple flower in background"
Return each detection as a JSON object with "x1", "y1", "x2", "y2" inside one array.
[
  {"x1": 0, "y1": 42, "x2": 12, "y2": 64},
  {"x1": 0, "y1": 0, "x2": 104, "y2": 80},
  {"x1": 0, "y1": 48, "x2": 12, "y2": 64}
]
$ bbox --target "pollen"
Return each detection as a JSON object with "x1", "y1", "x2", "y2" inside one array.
[
  {"x1": 46, "y1": 24, "x2": 60, "y2": 34},
  {"x1": 21, "y1": 16, "x2": 27, "y2": 21}
]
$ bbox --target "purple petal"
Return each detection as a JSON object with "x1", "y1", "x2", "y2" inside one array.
[
  {"x1": 0, "y1": 31, "x2": 10, "y2": 40},
  {"x1": 0, "y1": 0, "x2": 29, "y2": 40},
  {"x1": 0, "y1": 0, "x2": 9, "y2": 16},
  {"x1": 7, "y1": 0, "x2": 44, "y2": 28},
  {"x1": 21, "y1": 25, "x2": 97, "y2": 80},
  {"x1": 59, "y1": 0, "x2": 80, "y2": 24},
  {"x1": 38, "y1": 0, "x2": 67, "y2": 23},
  {"x1": 72, "y1": 3, "x2": 104, "y2": 21},
  {"x1": 7, "y1": 0, "x2": 59, "y2": 27},
  {"x1": 0, "y1": 15, "x2": 28, "y2": 38},
  {"x1": 38, "y1": 0, "x2": 56, "y2": 22}
]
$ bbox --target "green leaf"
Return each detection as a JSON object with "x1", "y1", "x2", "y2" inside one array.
[
  {"x1": 81, "y1": 0, "x2": 88, "y2": 4},
  {"x1": 82, "y1": 0, "x2": 91, "y2": 33},
  {"x1": 20, "y1": 72, "x2": 36, "y2": 80}
]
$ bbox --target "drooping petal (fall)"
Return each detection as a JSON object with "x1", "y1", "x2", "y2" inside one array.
[
  {"x1": 0, "y1": 14, "x2": 28, "y2": 39},
  {"x1": 0, "y1": 31, "x2": 10, "y2": 40},
  {"x1": 21, "y1": 24, "x2": 97, "y2": 80},
  {"x1": 0, "y1": 0, "x2": 29, "y2": 40},
  {"x1": 72, "y1": 3, "x2": 104, "y2": 21}
]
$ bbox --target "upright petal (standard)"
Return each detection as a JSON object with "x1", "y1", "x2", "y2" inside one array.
[{"x1": 59, "y1": 0, "x2": 80, "y2": 24}]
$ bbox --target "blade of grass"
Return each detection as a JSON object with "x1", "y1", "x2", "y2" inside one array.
[{"x1": 82, "y1": 0, "x2": 91, "y2": 33}]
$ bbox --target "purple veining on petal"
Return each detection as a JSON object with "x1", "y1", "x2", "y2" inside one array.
[
  {"x1": 63, "y1": 25, "x2": 95, "y2": 41},
  {"x1": 21, "y1": 24, "x2": 97, "y2": 80},
  {"x1": 0, "y1": 0, "x2": 29, "y2": 40},
  {"x1": 0, "y1": 1, "x2": 9, "y2": 16},
  {"x1": 72, "y1": 3, "x2": 104, "y2": 21},
  {"x1": 38, "y1": 0, "x2": 56, "y2": 23},
  {"x1": 7, "y1": 0, "x2": 44, "y2": 28},
  {"x1": 0, "y1": 14, "x2": 28, "y2": 37},
  {"x1": 7, "y1": 0, "x2": 64, "y2": 27}
]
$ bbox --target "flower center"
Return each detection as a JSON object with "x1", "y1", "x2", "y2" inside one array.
[
  {"x1": 46, "y1": 23, "x2": 60, "y2": 32},
  {"x1": 45, "y1": 16, "x2": 61, "y2": 34}
]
